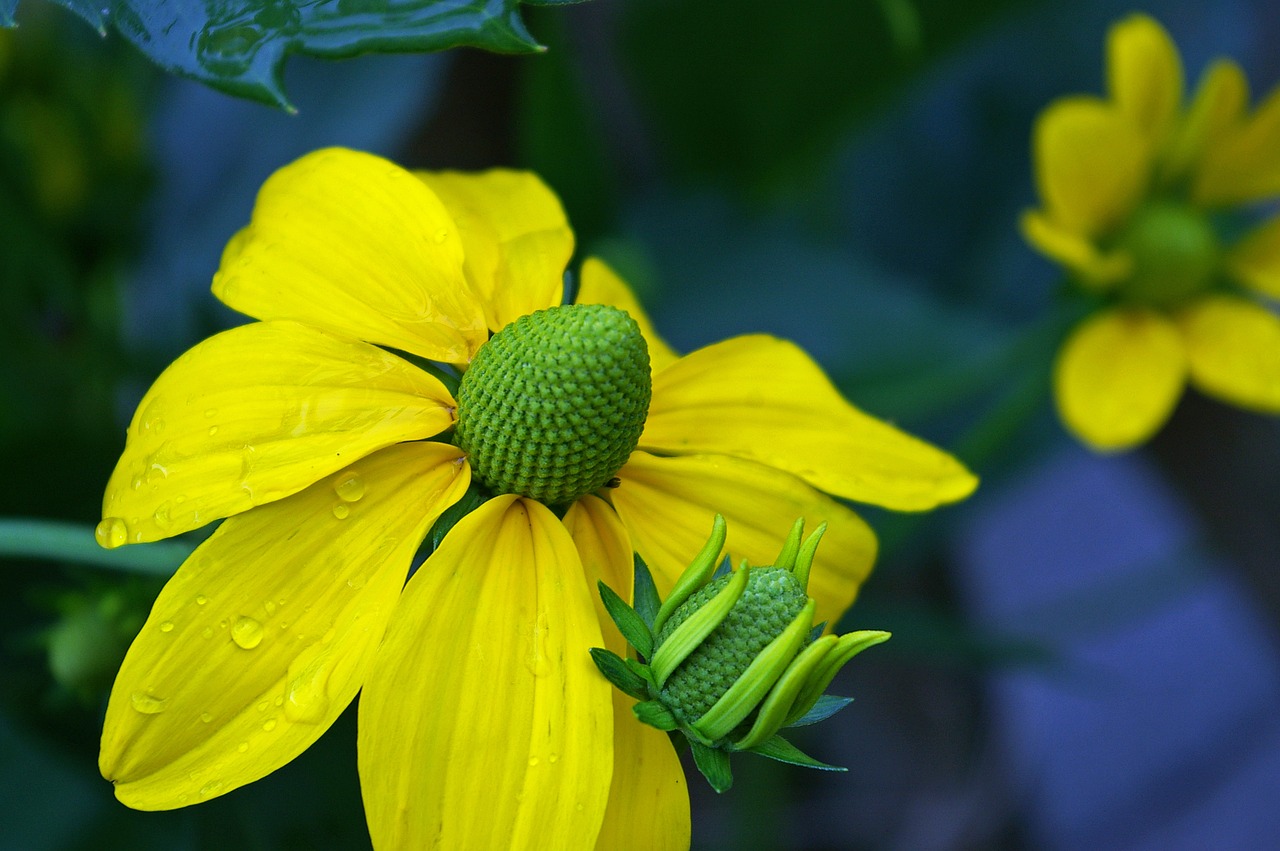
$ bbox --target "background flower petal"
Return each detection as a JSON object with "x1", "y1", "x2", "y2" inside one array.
[
  {"x1": 641, "y1": 335, "x2": 977, "y2": 511},
  {"x1": 1178, "y1": 295, "x2": 1280, "y2": 412},
  {"x1": 1194, "y1": 84, "x2": 1280, "y2": 206},
  {"x1": 419, "y1": 169, "x2": 572, "y2": 332},
  {"x1": 1054, "y1": 308, "x2": 1187, "y2": 451},
  {"x1": 358, "y1": 495, "x2": 612, "y2": 851},
  {"x1": 1164, "y1": 59, "x2": 1249, "y2": 183},
  {"x1": 575, "y1": 257, "x2": 679, "y2": 373},
  {"x1": 612, "y1": 451, "x2": 878, "y2": 631},
  {"x1": 1020, "y1": 210, "x2": 1132, "y2": 287},
  {"x1": 212, "y1": 148, "x2": 488, "y2": 364},
  {"x1": 1225, "y1": 214, "x2": 1280, "y2": 300},
  {"x1": 1033, "y1": 96, "x2": 1151, "y2": 236},
  {"x1": 1107, "y1": 13, "x2": 1183, "y2": 144},
  {"x1": 101, "y1": 321, "x2": 457, "y2": 544},
  {"x1": 99, "y1": 442, "x2": 470, "y2": 810},
  {"x1": 562, "y1": 496, "x2": 692, "y2": 851}
]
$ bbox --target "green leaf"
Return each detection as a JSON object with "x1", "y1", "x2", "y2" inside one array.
[
  {"x1": 785, "y1": 694, "x2": 853, "y2": 728},
  {"x1": 689, "y1": 742, "x2": 734, "y2": 793},
  {"x1": 426, "y1": 482, "x2": 490, "y2": 552},
  {"x1": 632, "y1": 699, "x2": 678, "y2": 732},
  {"x1": 632, "y1": 553, "x2": 662, "y2": 632},
  {"x1": 0, "y1": 519, "x2": 190, "y2": 576},
  {"x1": 748, "y1": 735, "x2": 845, "y2": 772},
  {"x1": 588, "y1": 648, "x2": 649, "y2": 701},
  {"x1": 597, "y1": 580, "x2": 653, "y2": 659},
  {"x1": 6, "y1": 0, "x2": 556, "y2": 108}
]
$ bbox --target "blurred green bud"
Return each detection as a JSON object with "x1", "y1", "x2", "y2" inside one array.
[
  {"x1": 44, "y1": 588, "x2": 143, "y2": 702},
  {"x1": 590, "y1": 515, "x2": 889, "y2": 792}
]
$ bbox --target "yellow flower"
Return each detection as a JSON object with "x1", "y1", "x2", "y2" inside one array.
[
  {"x1": 1023, "y1": 13, "x2": 1280, "y2": 451},
  {"x1": 95, "y1": 148, "x2": 977, "y2": 849}
]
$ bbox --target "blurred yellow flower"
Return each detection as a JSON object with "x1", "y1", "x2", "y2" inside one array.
[
  {"x1": 1023, "y1": 13, "x2": 1280, "y2": 450},
  {"x1": 96, "y1": 149, "x2": 976, "y2": 848}
]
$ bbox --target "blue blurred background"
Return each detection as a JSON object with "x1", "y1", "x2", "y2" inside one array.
[{"x1": 2, "y1": 0, "x2": 1278, "y2": 848}]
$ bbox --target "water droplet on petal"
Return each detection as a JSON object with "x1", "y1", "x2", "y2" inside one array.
[
  {"x1": 95, "y1": 517, "x2": 128, "y2": 549},
  {"x1": 208, "y1": 426, "x2": 219, "y2": 436},
  {"x1": 153, "y1": 502, "x2": 173, "y2": 529},
  {"x1": 334, "y1": 471, "x2": 365, "y2": 502},
  {"x1": 264, "y1": 600, "x2": 277, "y2": 616},
  {"x1": 130, "y1": 692, "x2": 168, "y2": 714},
  {"x1": 332, "y1": 503, "x2": 350, "y2": 520},
  {"x1": 284, "y1": 656, "x2": 332, "y2": 724},
  {"x1": 528, "y1": 756, "x2": 539, "y2": 767},
  {"x1": 198, "y1": 780, "x2": 224, "y2": 798},
  {"x1": 346, "y1": 573, "x2": 366, "y2": 590},
  {"x1": 201, "y1": 626, "x2": 214, "y2": 639},
  {"x1": 231, "y1": 617, "x2": 264, "y2": 650},
  {"x1": 196, "y1": 594, "x2": 208, "y2": 606},
  {"x1": 130, "y1": 476, "x2": 144, "y2": 491},
  {"x1": 200, "y1": 712, "x2": 213, "y2": 723},
  {"x1": 548, "y1": 753, "x2": 559, "y2": 764},
  {"x1": 158, "y1": 621, "x2": 174, "y2": 633},
  {"x1": 262, "y1": 718, "x2": 277, "y2": 732},
  {"x1": 204, "y1": 408, "x2": 217, "y2": 418},
  {"x1": 237, "y1": 741, "x2": 249, "y2": 753}
]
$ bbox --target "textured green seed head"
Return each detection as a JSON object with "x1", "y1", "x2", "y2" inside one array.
[
  {"x1": 455, "y1": 304, "x2": 651, "y2": 505},
  {"x1": 656, "y1": 567, "x2": 809, "y2": 728}
]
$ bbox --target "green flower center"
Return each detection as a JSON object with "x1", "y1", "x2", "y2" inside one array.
[
  {"x1": 454, "y1": 304, "x2": 651, "y2": 506},
  {"x1": 1115, "y1": 201, "x2": 1220, "y2": 308},
  {"x1": 656, "y1": 567, "x2": 808, "y2": 727}
]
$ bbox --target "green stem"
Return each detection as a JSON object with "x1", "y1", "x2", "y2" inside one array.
[{"x1": 0, "y1": 519, "x2": 191, "y2": 576}]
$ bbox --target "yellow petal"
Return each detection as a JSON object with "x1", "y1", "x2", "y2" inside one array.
[
  {"x1": 612, "y1": 451, "x2": 877, "y2": 631},
  {"x1": 594, "y1": 690, "x2": 690, "y2": 851},
  {"x1": 1033, "y1": 96, "x2": 1151, "y2": 236},
  {"x1": 418, "y1": 169, "x2": 572, "y2": 333},
  {"x1": 561, "y1": 497, "x2": 692, "y2": 851},
  {"x1": 1178, "y1": 295, "x2": 1280, "y2": 412},
  {"x1": 563, "y1": 495, "x2": 634, "y2": 656},
  {"x1": 1226, "y1": 215, "x2": 1280, "y2": 301},
  {"x1": 575, "y1": 257, "x2": 679, "y2": 373},
  {"x1": 641, "y1": 335, "x2": 977, "y2": 511},
  {"x1": 212, "y1": 148, "x2": 488, "y2": 364},
  {"x1": 358, "y1": 495, "x2": 612, "y2": 850},
  {"x1": 100, "y1": 321, "x2": 456, "y2": 544},
  {"x1": 1107, "y1": 14, "x2": 1183, "y2": 144},
  {"x1": 99, "y1": 442, "x2": 470, "y2": 810},
  {"x1": 1020, "y1": 210, "x2": 1132, "y2": 287},
  {"x1": 1054, "y1": 308, "x2": 1187, "y2": 451},
  {"x1": 1194, "y1": 83, "x2": 1280, "y2": 207},
  {"x1": 1164, "y1": 59, "x2": 1249, "y2": 183}
]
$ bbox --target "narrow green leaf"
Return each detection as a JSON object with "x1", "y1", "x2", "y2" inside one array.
[
  {"x1": 589, "y1": 648, "x2": 650, "y2": 701},
  {"x1": 6, "y1": 0, "x2": 555, "y2": 108},
  {"x1": 652, "y1": 513, "x2": 726, "y2": 634},
  {"x1": 597, "y1": 580, "x2": 653, "y2": 659},
  {"x1": 689, "y1": 742, "x2": 734, "y2": 793},
  {"x1": 785, "y1": 694, "x2": 853, "y2": 728},
  {"x1": 649, "y1": 564, "x2": 748, "y2": 689},
  {"x1": 748, "y1": 735, "x2": 845, "y2": 772},
  {"x1": 427, "y1": 483, "x2": 489, "y2": 551},
  {"x1": 0, "y1": 519, "x2": 190, "y2": 576},
  {"x1": 633, "y1": 700, "x2": 679, "y2": 731},
  {"x1": 632, "y1": 554, "x2": 661, "y2": 631}
]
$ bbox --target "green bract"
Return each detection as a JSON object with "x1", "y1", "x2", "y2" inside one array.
[
  {"x1": 590, "y1": 515, "x2": 890, "y2": 792},
  {"x1": 455, "y1": 304, "x2": 651, "y2": 506}
]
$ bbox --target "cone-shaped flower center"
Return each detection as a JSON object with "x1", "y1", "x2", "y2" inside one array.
[
  {"x1": 1115, "y1": 201, "x2": 1220, "y2": 308},
  {"x1": 454, "y1": 304, "x2": 651, "y2": 506},
  {"x1": 656, "y1": 567, "x2": 808, "y2": 726}
]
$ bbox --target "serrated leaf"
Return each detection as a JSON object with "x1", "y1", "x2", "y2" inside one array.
[
  {"x1": 597, "y1": 579, "x2": 653, "y2": 659},
  {"x1": 6, "y1": 0, "x2": 559, "y2": 108},
  {"x1": 748, "y1": 735, "x2": 845, "y2": 772},
  {"x1": 689, "y1": 742, "x2": 733, "y2": 793},
  {"x1": 588, "y1": 647, "x2": 650, "y2": 701},
  {"x1": 632, "y1": 553, "x2": 661, "y2": 632},
  {"x1": 785, "y1": 694, "x2": 853, "y2": 728},
  {"x1": 632, "y1": 699, "x2": 678, "y2": 732}
]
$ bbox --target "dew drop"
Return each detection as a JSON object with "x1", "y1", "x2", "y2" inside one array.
[
  {"x1": 575, "y1": 802, "x2": 584, "y2": 812},
  {"x1": 198, "y1": 780, "x2": 224, "y2": 798},
  {"x1": 231, "y1": 616, "x2": 264, "y2": 650},
  {"x1": 264, "y1": 600, "x2": 277, "y2": 616},
  {"x1": 332, "y1": 503, "x2": 350, "y2": 520},
  {"x1": 200, "y1": 712, "x2": 213, "y2": 723},
  {"x1": 208, "y1": 426, "x2": 219, "y2": 436},
  {"x1": 262, "y1": 718, "x2": 277, "y2": 732},
  {"x1": 204, "y1": 408, "x2": 217, "y2": 418},
  {"x1": 528, "y1": 756, "x2": 539, "y2": 767},
  {"x1": 284, "y1": 656, "x2": 332, "y2": 724},
  {"x1": 334, "y1": 471, "x2": 365, "y2": 502},
  {"x1": 158, "y1": 621, "x2": 174, "y2": 633},
  {"x1": 201, "y1": 626, "x2": 214, "y2": 639},
  {"x1": 95, "y1": 517, "x2": 128, "y2": 549},
  {"x1": 130, "y1": 692, "x2": 168, "y2": 714},
  {"x1": 153, "y1": 502, "x2": 173, "y2": 530},
  {"x1": 130, "y1": 475, "x2": 144, "y2": 491},
  {"x1": 346, "y1": 573, "x2": 366, "y2": 590},
  {"x1": 237, "y1": 741, "x2": 249, "y2": 753},
  {"x1": 196, "y1": 594, "x2": 208, "y2": 606},
  {"x1": 257, "y1": 700, "x2": 269, "y2": 712},
  {"x1": 548, "y1": 753, "x2": 559, "y2": 764}
]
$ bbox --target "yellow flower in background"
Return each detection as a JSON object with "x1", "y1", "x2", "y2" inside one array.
[
  {"x1": 1023, "y1": 13, "x2": 1280, "y2": 451},
  {"x1": 95, "y1": 148, "x2": 976, "y2": 849}
]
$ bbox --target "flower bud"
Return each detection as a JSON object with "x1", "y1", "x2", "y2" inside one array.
[{"x1": 590, "y1": 515, "x2": 889, "y2": 792}]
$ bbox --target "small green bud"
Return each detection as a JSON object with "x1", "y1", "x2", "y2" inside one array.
[
  {"x1": 455, "y1": 304, "x2": 651, "y2": 505},
  {"x1": 589, "y1": 515, "x2": 889, "y2": 792}
]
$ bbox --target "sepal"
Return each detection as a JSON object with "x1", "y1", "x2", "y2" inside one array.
[
  {"x1": 785, "y1": 694, "x2": 854, "y2": 728},
  {"x1": 747, "y1": 735, "x2": 845, "y2": 772},
  {"x1": 588, "y1": 648, "x2": 650, "y2": 700},
  {"x1": 689, "y1": 742, "x2": 734, "y2": 793},
  {"x1": 633, "y1": 700, "x2": 679, "y2": 731},
  {"x1": 597, "y1": 580, "x2": 653, "y2": 659}
]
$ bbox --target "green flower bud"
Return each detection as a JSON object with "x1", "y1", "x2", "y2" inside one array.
[
  {"x1": 589, "y1": 515, "x2": 889, "y2": 792},
  {"x1": 455, "y1": 304, "x2": 651, "y2": 506}
]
